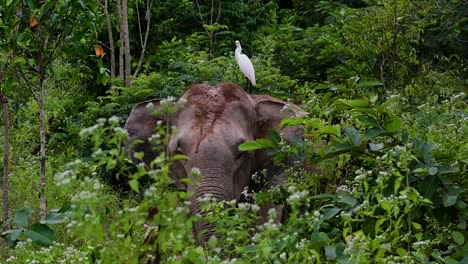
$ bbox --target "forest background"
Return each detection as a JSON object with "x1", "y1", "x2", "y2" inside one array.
[{"x1": 0, "y1": 0, "x2": 467, "y2": 263}]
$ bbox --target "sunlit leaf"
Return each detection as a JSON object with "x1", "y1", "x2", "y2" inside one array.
[
  {"x1": 129, "y1": 179, "x2": 139, "y2": 192},
  {"x1": 336, "y1": 99, "x2": 369, "y2": 108},
  {"x1": 239, "y1": 139, "x2": 275, "y2": 152},
  {"x1": 452, "y1": 231, "x2": 464, "y2": 245},
  {"x1": 383, "y1": 115, "x2": 401, "y2": 132}
]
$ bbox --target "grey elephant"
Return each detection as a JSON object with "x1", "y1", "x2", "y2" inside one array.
[{"x1": 124, "y1": 82, "x2": 305, "y2": 245}]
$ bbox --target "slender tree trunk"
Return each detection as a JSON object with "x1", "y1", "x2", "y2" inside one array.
[
  {"x1": 116, "y1": 0, "x2": 125, "y2": 80},
  {"x1": 38, "y1": 70, "x2": 47, "y2": 220},
  {"x1": 0, "y1": 92, "x2": 10, "y2": 231},
  {"x1": 122, "y1": 0, "x2": 131, "y2": 86},
  {"x1": 103, "y1": 0, "x2": 115, "y2": 79},
  {"x1": 133, "y1": 0, "x2": 153, "y2": 77}
]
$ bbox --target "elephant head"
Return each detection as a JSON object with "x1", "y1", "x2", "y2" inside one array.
[{"x1": 125, "y1": 82, "x2": 304, "y2": 245}]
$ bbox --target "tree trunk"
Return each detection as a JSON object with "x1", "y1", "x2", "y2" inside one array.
[
  {"x1": 116, "y1": 0, "x2": 125, "y2": 80},
  {"x1": 122, "y1": 0, "x2": 131, "y2": 86},
  {"x1": 103, "y1": 0, "x2": 115, "y2": 79},
  {"x1": 38, "y1": 71, "x2": 47, "y2": 221},
  {"x1": 0, "y1": 92, "x2": 10, "y2": 231}
]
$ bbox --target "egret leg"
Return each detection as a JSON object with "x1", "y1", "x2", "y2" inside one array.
[{"x1": 245, "y1": 77, "x2": 252, "y2": 94}]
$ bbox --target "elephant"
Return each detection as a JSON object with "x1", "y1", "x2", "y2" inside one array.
[{"x1": 124, "y1": 82, "x2": 305, "y2": 245}]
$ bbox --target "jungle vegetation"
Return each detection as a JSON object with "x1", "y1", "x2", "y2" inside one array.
[{"x1": 0, "y1": 0, "x2": 467, "y2": 263}]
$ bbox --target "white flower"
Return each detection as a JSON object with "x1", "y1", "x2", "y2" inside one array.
[
  {"x1": 113, "y1": 127, "x2": 128, "y2": 137},
  {"x1": 336, "y1": 185, "x2": 351, "y2": 194},
  {"x1": 108, "y1": 116, "x2": 120, "y2": 124},
  {"x1": 191, "y1": 167, "x2": 202, "y2": 176},
  {"x1": 287, "y1": 190, "x2": 309, "y2": 204},
  {"x1": 268, "y1": 208, "x2": 277, "y2": 219},
  {"x1": 412, "y1": 240, "x2": 430, "y2": 247},
  {"x1": 279, "y1": 252, "x2": 286, "y2": 260}
]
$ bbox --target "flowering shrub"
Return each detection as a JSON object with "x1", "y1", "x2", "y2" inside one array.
[{"x1": 2, "y1": 88, "x2": 466, "y2": 263}]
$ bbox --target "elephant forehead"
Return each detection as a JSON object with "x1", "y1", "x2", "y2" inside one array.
[{"x1": 180, "y1": 83, "x2": 251, "y2": 152}]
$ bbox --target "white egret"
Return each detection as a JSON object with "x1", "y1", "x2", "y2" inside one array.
[{"x1": 235, "y1": 40, "x2": 256, "y2": 93}]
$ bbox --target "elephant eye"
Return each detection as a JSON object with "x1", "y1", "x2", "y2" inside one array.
[{"x1": 176, "y1": 145, "x2": 184, "y2": 155}]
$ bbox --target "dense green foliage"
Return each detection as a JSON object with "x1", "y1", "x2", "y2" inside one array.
[{"x1": 1, "y1": 0, "x2": 467, "y2": 263}]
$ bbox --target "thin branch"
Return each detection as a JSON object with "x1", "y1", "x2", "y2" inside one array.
[
  {"x1": 136, "y1": 0, "x2": 143, "y2": 46},
  {"x1": 133, "y1": 0, "x2": 153, "y2": 77}
]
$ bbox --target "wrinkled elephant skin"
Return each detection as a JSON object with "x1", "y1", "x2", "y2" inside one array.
[{"x1": 125, "y1": 82, "x2": 304, "y2": 245}]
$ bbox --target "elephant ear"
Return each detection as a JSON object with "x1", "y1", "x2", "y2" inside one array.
[
  {"x1": 253, "y1": 95, "x2": 305, "y2": 142},
  {"x1": 124, "y1": 99, "x2": 163, "y2": 166}
]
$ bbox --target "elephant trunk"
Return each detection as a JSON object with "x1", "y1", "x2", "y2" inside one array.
[{"x1": 190, "y1": 175, "x2": 234, "y2": 246}]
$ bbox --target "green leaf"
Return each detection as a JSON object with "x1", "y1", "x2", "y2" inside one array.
[
  {"x1": 281, "y1": 117, "x2": 303, "y2": 127},
  {"x1": 396, "y1": 247, "x2": 407, "y2": 256},
  {"x1": 452, "y1": 231, "x2": 464, "y2": 245},
  {"x1": 2, "y1": 229, "x2": 22, "y2": 248},
  {"x1": 358, "y1": 80, "x2": 383, "y2": 89},
  {"x1": 420, "y1": 175, "x2": 437, "y2": 199},
  {"x1": 345, "y1": 127, "x2": 360, "y2": 146},
  {"x1": 310, "y1": 231, "x2": 329, "y2": 246},
  {"x1": 443, "y1": 194, "x2": 457, "y2": 207},
  {"x1": 321, "y1": 207, "x2": 341, "y2": 220},
  {"x1": 319, "y1": 125, "x2": 341, "y2": 137},
  {"x1": 41, "y1": 212, "x2": 67, "y2": 225},
  {"x1": 337, "y1": 99, "x2": 369, "y2": 108},
  {"x1": 24, "y1": 224, "x2": 55, "y2": 246},
  {"x1": 310, "y1": 194, "x2": 336, "y2": 200},
  {"x1": 267, "y1": 130, "x2": 281, "y2": 145},
  {"x1": 363, "y1": 127, "x2": 386, "y2": 141},
  {"x1": 238, "y1": 139, "x2": 275, "y2": 152},
  {"x1": 383, "y1": 115, "x2": 401, "y2": 133},
  {"x1": 338, "y1": 193, "x2": 357, "y2": 206},
  {"x1": 324, "y1": 245, "x2": 337, "y2": 260},
  {"x1": 437, "y1": 164, "x2": 459, "y2": 175},
  {"x1": 444, "y1": 257, "x2": 459, "y2": 264},
  {"x1": 14, "y1": 207, "x2": 34, "y2": 228},
  {"x1": 129, "y1": 179, "x2": 139, "y2": 193},
  {"x1": 6, "y1": 0, "x2": 14, "y2": 6},
  {"x1": 171, "y1": 154, "x2": 188, "y2": 161},
  {"x1": 381, "y1": 200, "x2": 391, "y2": 211},
  {"x1": 428, "y1": 167, "x2": 438, "y2": 176}
]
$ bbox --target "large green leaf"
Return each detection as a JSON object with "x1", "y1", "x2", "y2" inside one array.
[
  {"x1": 239, "y1": 139, "x2": 276, "y2": 152},
  {"x1": 337, "y1": 99, "x2": 369, "y2": 108},
  {"x1": 363, "y1": 127, "x2": 386, "y2": 141},
  {"x1": 14, "y1": 207, "x2": 34, "y2": 228},
  {"x1": 24, "y1": 224, "x2": 55, "y2": 246},
  {"x1": 345, "y1": 127, "x2": 361, "y2": 146}
]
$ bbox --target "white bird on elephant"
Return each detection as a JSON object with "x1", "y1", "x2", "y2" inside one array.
[{"x1": 235, "y1": 40, "x2": 256, "y2": 93}]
